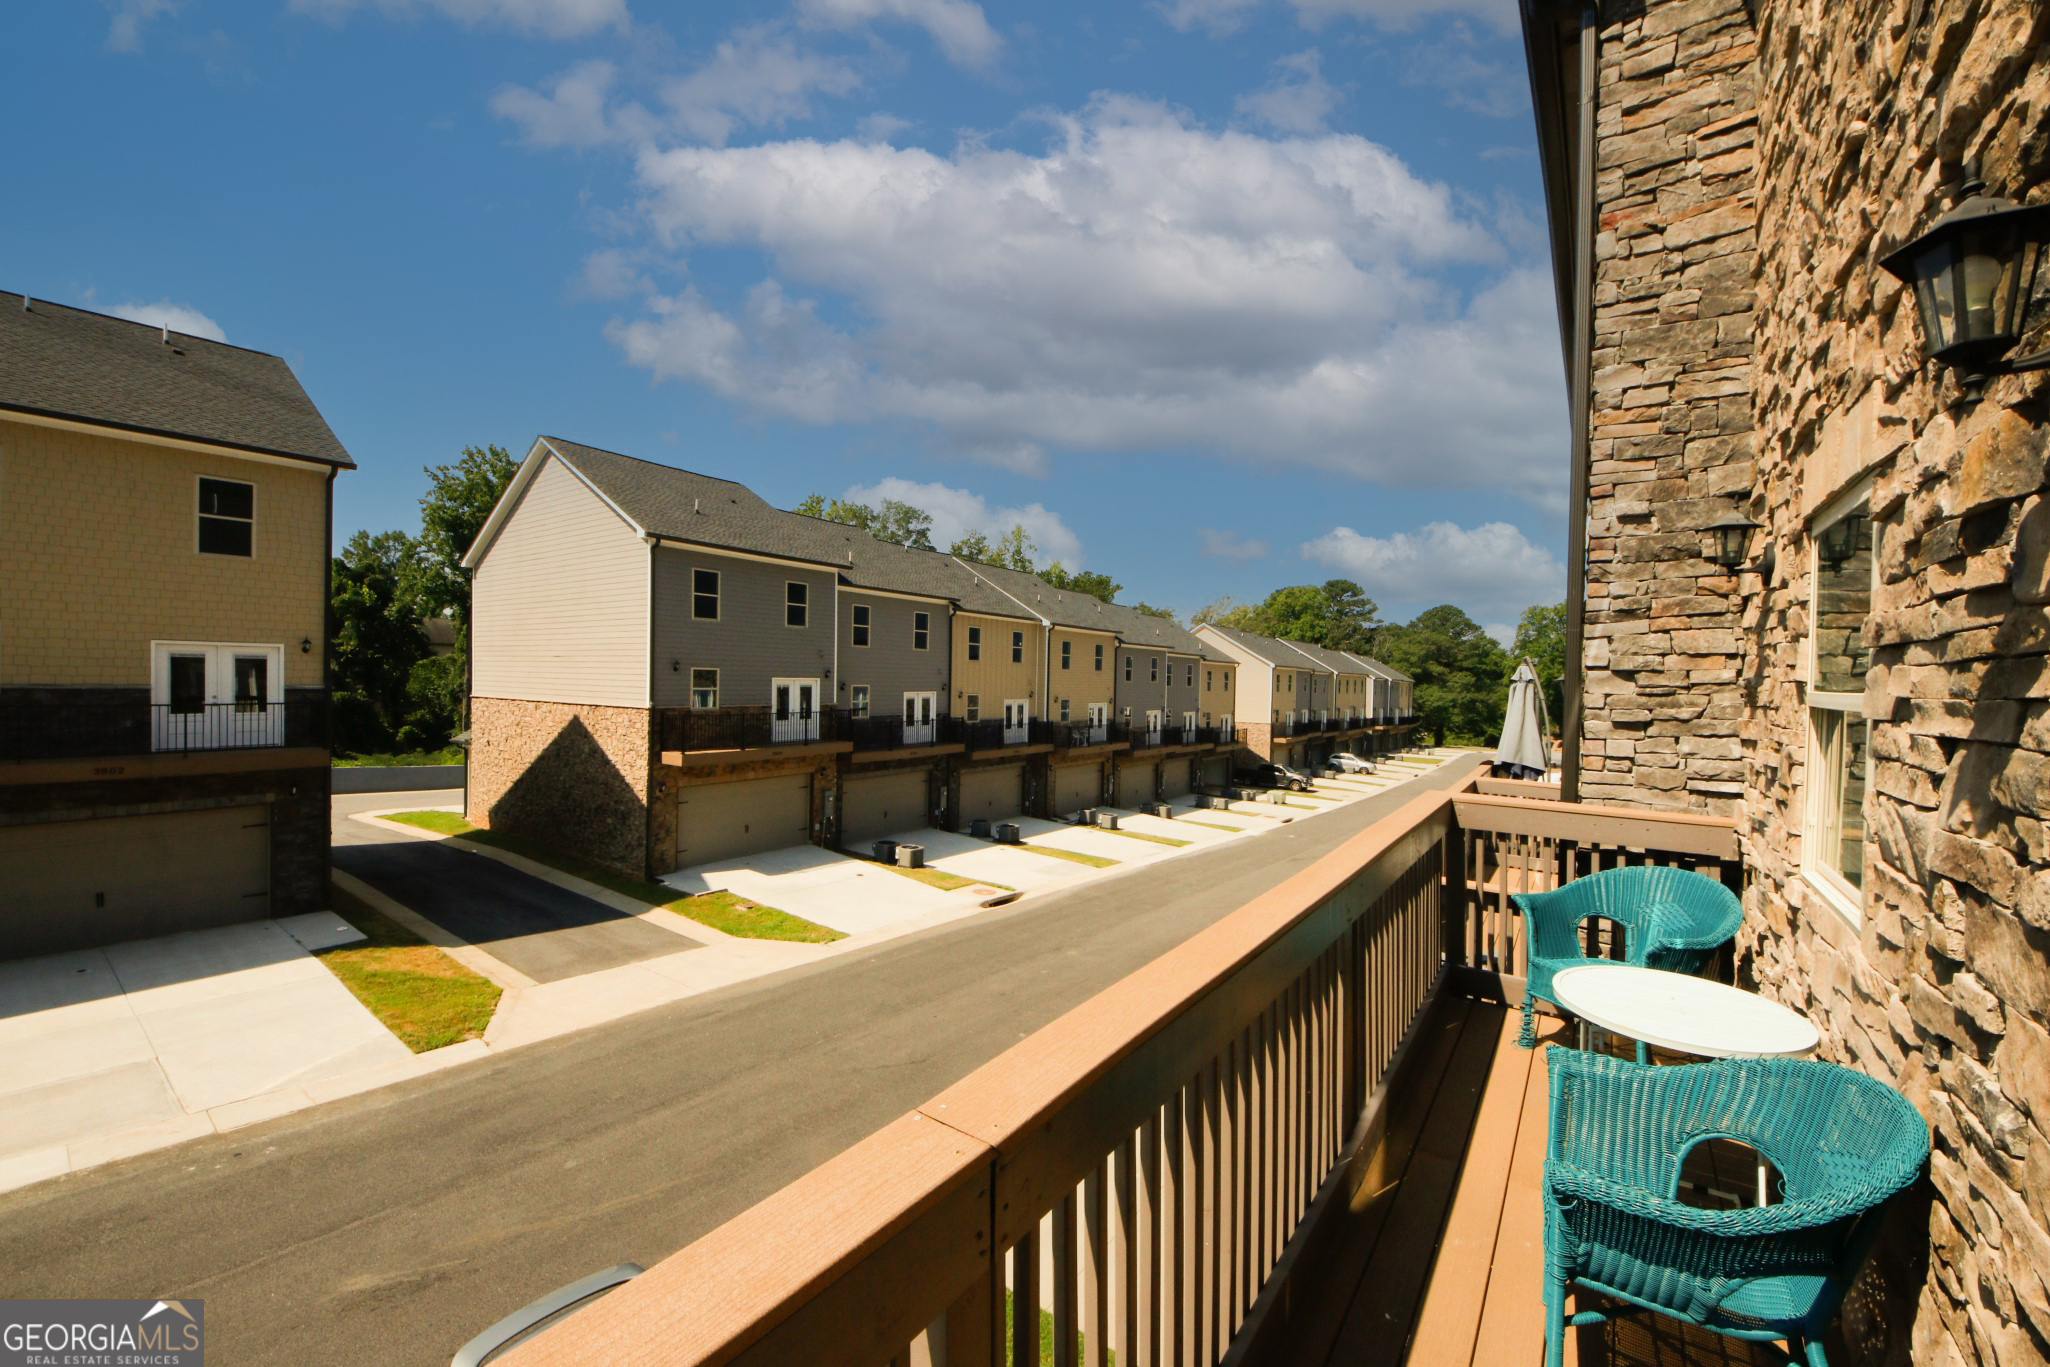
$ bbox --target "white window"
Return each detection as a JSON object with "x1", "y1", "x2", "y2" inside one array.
[
  {"x1": 851, "y1": 605, "x2": 871, "y2": 647},
  {"x1": 197, "y1": 478, "x2": 254, "y2": 557},
  {"x1": 1149, "y1": 658, "x2": 1158, "y2": 683},
  {"x1": 967, "y1": 627, "x2": 982, "y2": 660},
  {"x1": 1011, "y1": 631, "x2": 1024, "y2": 663},
  {"x1": 1003, "y1": 699, "x2": 1029, "y2": 740},
  {"x1": 913, "y1": 611, "x2": 930, "y2": 650},
  {"x1": 1061, "y1": 640, "x2": 1072, "y2": 670},
  {"x1": 151, "y1": 641, "x2": 283, "y2": 750},
  {"x1": 904, "y1": 691, "x2": 936, "y2": 743},
  {"x1": 691, "y1": 668, "x2": 719, "y2": 708},
  {"x1": 1123, "y1": 655, "x2": 1132, "y2": 681},
  {"x1": 1059, "y1": 697, "x2": 1071, "y2": 721},
  {"x1": 1094, "y1": 643, "x2": 1104, "y2": 672},
  {"x1": 692, "y1": 569, "x2": 719, "y2": 620},
  {"x1": 850, "y1": 684, "x2": 870, "y2": 718},
  {"x1": 1805, "y1": 492, "x2": 1874, "y2": 920},
  {"x1": 786, "y1": 582, "x2": 809, "y2": 628},
  {"x1": 966, "y1": 694, "x2": 981, "y2": 722}
]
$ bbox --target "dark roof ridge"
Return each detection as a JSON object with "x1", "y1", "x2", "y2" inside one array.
[
  {"x1": 7, "y1": 291, "x2": 283, "y2": 362},
  {"x1": 540, "y1": 436, "x2": 759, "y2": 494}
]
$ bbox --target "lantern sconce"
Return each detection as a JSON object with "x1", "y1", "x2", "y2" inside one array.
[
  {"x1": 1703, "y1": 499, "x2": 1763, "y2": 570},
  {"x1": 1816, "y1": 517, "x2": 1859, "y2": 572},
  {"x1": 1879, "y1": 163, "x2": 2050, "y2": 400}
]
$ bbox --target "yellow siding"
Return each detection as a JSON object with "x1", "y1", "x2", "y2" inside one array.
[
  {"x1": 1201, "y1": 660, "x2": 1238, "y2": 724},
  {"x1": 1045, "y1": 627, "x2": 1116, "y2": 720},
  {"x1": 0, "y1": 418, "x2": 329, "y2": 687},
  {"x1": 951, "y1": 612, "x2": 1041, "y2": 719}
]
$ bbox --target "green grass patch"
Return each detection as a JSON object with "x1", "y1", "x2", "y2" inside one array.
[
  {"x1": 1179, "y1": 819, "x2": 1244, "y2": 831},
  {"x1": 1003, "y1": 1293, "x2": 1110, "y2": 1366},
  {"x1": 334, "y1": 747, "x2": 465, "y2": 768},
  {"x1": 319, "y1": 897, "x2": 500, "y2": 1052},
  {"x1": 1016, "y1": 842, "x2": 1119, "y2": 868},
  {"x1": 878, "y1": 863, "x2": 1013, "y2": 893},
  {"x1": 1098, "y1": 827, "x2": 1192, "y2": 847},
  {"x1": 381, "y1": 812, "x2": 843, "y2": 943}
]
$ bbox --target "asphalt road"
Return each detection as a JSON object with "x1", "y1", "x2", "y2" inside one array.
[{"x1": 0, "y1": 755, "x2": 1479, "y2": 1366}]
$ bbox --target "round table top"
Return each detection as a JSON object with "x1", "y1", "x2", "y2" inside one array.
[{"x1": 1549, "y1": 964, "x2": 1820, "y2": 1059}]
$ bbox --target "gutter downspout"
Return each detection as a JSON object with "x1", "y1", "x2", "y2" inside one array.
[{"x1": 1559, "y1": 0, "x2": 1598, "y2": 804}]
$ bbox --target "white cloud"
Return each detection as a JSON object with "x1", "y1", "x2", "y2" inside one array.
[
  {"x1": 289, "y1": 0, "x2": 627, "y2": 39},
  {"x1": 106, "y1": 0, "x2": 176, "y2": 52},
  {"x1": 1199, "y1": 528, "x2": 1270, "y2": 563},
  {"x1": 601, "y1": 96, "x2": 1567, "y2": 504},
  {"x1": 857, "y1": 111, "x2": 913, "y2": 143},
  {"x1": 843, "y1": 477, "x2": 1085, "y2": 567},
  {"x1": 1401, "y1": 22, "x2": 1527, "y2": 117},
  {"x1": 493, "y1": 29, "x2": 862, "y2": 149},
  {"x1": 1236, "y1": 49, "x2": 1342, "y2": 134},
  {"x1": 1483, "y1": 622, "x2": 1515, "y2": 648},
  {"x1": 104, "y1": 299, "x2": 228, "y2": 343},
  {"x1": 1153, "y1": 0, "x2": 1263, "y2": 35},
  {"x1": 1299, "y1": 520, "x2": 1563, "y2": 621},
  {"x1": 797, "y1": 0, "x2": 1001, "y2": 69}
]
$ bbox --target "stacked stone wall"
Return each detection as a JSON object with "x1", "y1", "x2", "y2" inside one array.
[
  {"x1": 1738, "y1": 2, "x2": 2050, "y2": 1362},
  {"x1": 467, "y1": 696, "x2": 653, "y2": 877},
  {"x1": 1578, "y1": 0, "x2": 1760, "y2": 813}
]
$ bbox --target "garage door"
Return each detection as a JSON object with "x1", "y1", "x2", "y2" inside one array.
[
  {"x1": 676, "y1": 773, "x2": 811, "y2": 870},
  {"x1": 1118, "y1": 762, "x2": 1156, "y2": 806},
  {"x1": 1052, "y1": 762, "x2": 1099, "y2": 816},
  {"x1": 1160, "y1": 758, "x2": 1194, "y2": 800},
  {"x1": 0, "y1": 806, "x2": 270, "y2": 960},
  {"x1": 1197, "y1": 756, "x2": 1230, "y2": 789},
  {"x1": 959, "y1": 763, "x2": 1023, "y2": 825},
  {"x1": 843, "y1": 769, "x2": 929, "y2": 842}
]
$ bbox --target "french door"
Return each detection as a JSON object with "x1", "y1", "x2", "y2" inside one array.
[
  {"x1": 903, "y1": 691, "x2": 936, "y2": 745},
  {"x1": 771, "y1": 678, "x2": 819, "y2": 742}
]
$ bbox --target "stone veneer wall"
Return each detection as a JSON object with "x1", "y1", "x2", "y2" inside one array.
[
  {"x1": 1577, "y1": 0, "x2": 1760, "y2": 812},
  {"x1": 468, "y1": 696, "x2": 653, "y2": 877},
  {"x1": 1734, "y1": 2, "x2": 2050, "y2": 1362}
]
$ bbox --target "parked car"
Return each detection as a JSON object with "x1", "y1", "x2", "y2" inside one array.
[
  {"x1": 1234, "y1": 762, "x2": 1312, "y2": 792},
  {"x1": 1326, "y1": 752, "x2": 1375, "y2": 774}
]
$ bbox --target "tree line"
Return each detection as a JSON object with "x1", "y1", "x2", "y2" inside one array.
[{"x1": 329, "y1": 460, "x2": 1563, "y2": 756}]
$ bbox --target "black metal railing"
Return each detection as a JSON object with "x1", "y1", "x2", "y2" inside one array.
[
  {"x1": 0, "y1": 694, "x2": 329, "y2": 762},
  {"x1": 1160, "y1": 725, "x2": 1188, "y2": 747},
  {"x1": 1129, "y1": 726, "x2": 1165, "y2": 750},
  {"x1": 839, "y1": 712, "x2": 964, "y2": 752},
  {"x1": 660, "y1": 705, "x2": 841, "y2": 753},
  {"x1": 1034, "y1": 719, "x2": 1124, "y2": 748},
  {"x1": 1272, "y1": 718, "x2": 1298, "y2": 738},
  {"x1": 963, "y1": 719, "x2": 1034, "y2": 750}
]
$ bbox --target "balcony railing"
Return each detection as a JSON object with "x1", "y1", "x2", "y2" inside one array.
[
  {"x1": 659, "y1": 705, "x2": 840, "y2": 753},
  {"x1": 1128, "y1": 725, "x2": 1165, "y2": 749},
  {"x1": 962, "y1": 719, "x2": 1033, "y2": 750},
  {"x1": 496, "y1": 776, "x2": 1740, "y2": 1367},
  {"x1": 1, "y1": 694, "x2": 329, "y2": 762},
  {"x1": 841, "y1": 712, "x2": 965, "y2": 752},
  {"x1": 1036, "y1": 719, "x2": 1123, "y2": 749}
]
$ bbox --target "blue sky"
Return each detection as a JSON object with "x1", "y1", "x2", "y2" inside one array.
[{"x1": 6, "y1": 0, "x2": 1567, "y2": 639}]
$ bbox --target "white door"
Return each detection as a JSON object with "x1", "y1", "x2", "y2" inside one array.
[
  {"x1": 772, "y1": 679, "x2": 819, "y2": 742},
  {"x1": 1003, "y1": 699, "x2": 1029, "y2": 744},
  {"x1": 1087, "y1": 702, "x2": 1108, "y2": 744},
  {"x1": 1182, "y1": 711, "x2": 1197, "y2": 736},
  {"x1": 903, "y1": 691, "x2": 936, "y2": 745},
  {"x1": 1144, "y1": 710, "x2": 1163, "y2": 744},
  {"x1": 151, "y1": 642, "x2": 284, "y2": 751}
]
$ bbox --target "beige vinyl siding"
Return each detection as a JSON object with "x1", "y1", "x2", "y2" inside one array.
[
  {"x1": 650, "y1": 548, "x2": 836, "y2": 709},
  {"x1": 951, "y1": 612, "x2": 1041, "y2": 718},
  {"x1": 472, "y1": 453, "x2": 650, "y2": 707},
  {"x1": 0, "y1": 418, "x2": 329, "y2": 688},
  {"x1": 1046, "y1": 628, "x2": 1116, "y2": 720},
  {"x1": 1200, "y1": 662, "x2": 1236, "y2": 724}
]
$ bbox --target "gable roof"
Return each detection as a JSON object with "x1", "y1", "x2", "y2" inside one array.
[
  {"x1": 0, "y1": 292, "x2": 353, "y2": 468},
  {"x1": 1343, "y1": 651, "x2": 1411, "y2": 683},
  {"x1": 948, "y1": 559, "x2": 1123, "y2": 632}
]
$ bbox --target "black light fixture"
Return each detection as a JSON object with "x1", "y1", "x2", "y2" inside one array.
[
  {"x1": 1817, "y1": 516, "x2": 1859, "y2": 571},
  {"x1": 300, "y1": 637, "x2": 313, "y2": 654},
  {"x1": 1704, "y1": 502, "x2": 1762, "y2": 569},
  {"x1": 1879, "y1": 165, "x2": 2050, "y2": 396}
]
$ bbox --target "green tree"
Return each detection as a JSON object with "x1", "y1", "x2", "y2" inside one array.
[
  {"x1": 329, "y1": 529, "x2": 429, "y2": 754},
  {"x1": 948, "y1": 530, "x2": 992, "y2": 560},
  {"x1": 412, "y1": 443, "x2": 519, "y2": 740},
  {"x1": 1132, "y1": 602, "x2": 1179, "y2": 622},
  {"x1": 1256, "y1": 584, "x2": 1334, "y2": 643},
  {"x1": 1039, "y1": 562, "x2": 1122, "y2": 603},
  {"x1": 1319, "y1": 579, "x2": 1383, "y2": 654},
  {"x1": 1376, "y1": 605, "x2": 1513, "y2": 747},
  {"x1": 992, "y1": 524, "x2": 1037, "y2": 572},
  {"x1": 1191, "y1": 596, "x2": 1263, "y2": 631},
  {"x1": 1511, "y1": 602, "x2": 1568, "y2": 726}
]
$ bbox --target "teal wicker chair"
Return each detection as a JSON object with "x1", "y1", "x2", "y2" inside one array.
[
  {"x1": 1512, "y1": 864, "x2": 1742, "y2": 1055},
  {"x1": 1542, "y1": 1050, "x2": 1928, "y2": 1367}
]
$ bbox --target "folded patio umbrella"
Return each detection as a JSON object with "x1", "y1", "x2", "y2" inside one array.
[{"x1": 1494, "y1": 660, "x2": 1550, "y2": 779}]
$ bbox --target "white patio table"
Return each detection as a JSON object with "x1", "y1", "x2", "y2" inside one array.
[{"x1": 1550, "y1": 962, "x2": 1821, "y2": 1204}]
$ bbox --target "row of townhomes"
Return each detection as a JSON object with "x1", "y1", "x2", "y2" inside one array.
[
  {"x1": 0, "y1": 293, "x2": 351, "y2": 960},
  {"x1": 460, "y1": 437, "x2": 1419, "y2": 880},
  {"x1": 1194, "y1": 622, "x2": 1415, "y2": 771}
]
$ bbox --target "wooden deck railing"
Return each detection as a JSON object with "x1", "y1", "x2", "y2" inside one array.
[{"x1": 498, "y1": 780, "x2": 1739, "y2": 1367}]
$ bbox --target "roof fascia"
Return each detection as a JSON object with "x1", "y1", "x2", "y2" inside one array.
[{"x1": 0, "y1": 405, "x2": 350, "y2": 472}]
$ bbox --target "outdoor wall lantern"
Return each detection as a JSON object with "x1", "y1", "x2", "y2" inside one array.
[
  {"x1": 1879, "y1": 166, "x2": 2050, "y2": 397},
  {"x1": 1704, "y1": 503, "x2": 1762, "y2": 569},
  {"x1": 300, "y1": 637, "x2": 313, "y2": 654},
  {"x1": 1817, "y1": 516, "x2": 1859, "y2": 571}
]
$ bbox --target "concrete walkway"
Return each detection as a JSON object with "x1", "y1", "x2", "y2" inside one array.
[{"x1": 0, "y1": 913, "x2": 411, "y2": 1191}]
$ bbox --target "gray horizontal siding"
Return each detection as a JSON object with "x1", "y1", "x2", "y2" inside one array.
[
  {"x1": 471, "y1": 454, "x2": 649, "y2": 707},
  {"x1": 1114, "y1": 648, "x2": 1168, "y2": 718},
  {"x1": 1165, "y1": 653, "x2": 1199, "y2": 719},
  {"x1": 836, "y1": 593, "x2": 951, "y2": 716},
  {"x1": 651, "y1": 546, "x2": 836, "y2": 708}
]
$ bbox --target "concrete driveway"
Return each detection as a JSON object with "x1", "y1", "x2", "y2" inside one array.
[
  {"x1": 664, "y1": 842, "x2": 1005, "y2": 937},
  {"x1": 0, "y1": 914, "x2": 411, "y2": 1188},
  {"x1": 333, "y1": 791, "x2": 699, "y2": 984}
]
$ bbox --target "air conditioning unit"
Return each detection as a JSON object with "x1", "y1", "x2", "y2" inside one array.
[
  {"x1": 1147, "y1": 802, "x2": 1174, "y2": 818},
  {"x1": 872, "y1": 839, "x2": 899, "y2": 862},
  {"x1": 895, "y1": 843, "x2": 925, "y2": 869},
  {"x1": 970, "y1": 818, "x2": 992, "y2": 839},
  {"x1": 994, "y1": 823, "x2": 1022, "y2": 844},
  {"x1": 1096, "y1": 812, "x2": 1121, "y2": 830}
]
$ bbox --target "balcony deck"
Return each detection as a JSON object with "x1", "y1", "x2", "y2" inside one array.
[{"x1": 1280, "y1": 995, "x2": 1779, "y2": 1367}]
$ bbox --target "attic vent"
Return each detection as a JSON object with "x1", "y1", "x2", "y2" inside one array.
[
  {"x1": 161, "y1": 325, "x2": 170, "y2": 344},
  {"x1": 19, "y1": 296, "x2": 27, "y2": 312},
  {"x1": 693, "y1": 498, "x2": 700, "y2": 514}
]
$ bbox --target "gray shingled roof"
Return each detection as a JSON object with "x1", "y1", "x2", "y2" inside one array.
[
  {"x1": 948, "y1": 559, "x2": 1126, "y2": 632},
  {"x1": 1090, "y1": 600, "x2": 1232, "y2": 660},
  {"x1": 540, "y1": 437, "x2": 1032, "y2": 615},
  {"x1": 1201, "y1": 623, "x2": 1386, "y2": 674},
  {"x1": 0, "y1": 292, "x2": 353, "y2": 467}
]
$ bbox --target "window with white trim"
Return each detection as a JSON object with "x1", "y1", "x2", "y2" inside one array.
[
  {"x1": 1011, "y1": 630, "x2": 1024, "y2": 663},
  {"x1": 967, "y1": 626, "x2": 982, "y2": 660},
  {"x1": 691, "y1": 668, "x2": 718, "y2": 708},
  {"x1": 786, "y1": 582, "x2": 808, "y2": 628},
  {"x1": 966, "y1": 694, "x2": 981, "y2": 722},
  {"x1": 913, "y1": 611, "x2": 930, "y2": 650},
  {"x1": 851, "y1": 684, "x2": 870, "y2": 719},
  {"x1": 1805, "y1": 494, "x2": 1874, "y2": 917},
  {"x1": 198, "y1": 478, "x2": 254, "y2": 557},
  {"x1": 1061, "y1": 640, "x2": 1072, "y2": 670},
  {"x1": 692, "y1": 569, "x2": 719, "y2": 620},
  {"x1": 851, "y1": 604, "x2": 870, "y2": 647},
  {"x1": 1094, "y1": 643, "x2": 1104, "y2": 671}
]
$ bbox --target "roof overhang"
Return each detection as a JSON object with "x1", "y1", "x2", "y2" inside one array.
[
  {"x1": 0, "y1": 404, "x2": 354, "y2": 472},
  {"x1": 1521, "y1": 0, "x2": 1589, "y2": 380}
]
